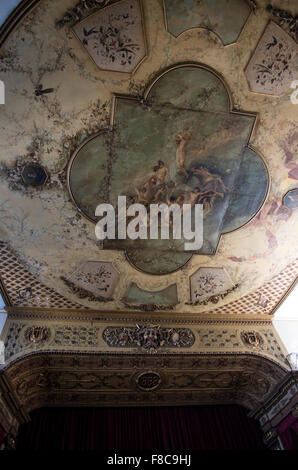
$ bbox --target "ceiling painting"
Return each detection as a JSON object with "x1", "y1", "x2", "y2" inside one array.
[
  {"x1": 69, "y1": 64, "x2": 268, "y2": 274},
  {"x1": 0, "y1": 0, "x2": 296, "y2": 316},
  {"x1": 72, "y1": 0, "x2": 147, "y2": 73},
  {"x1": 123, "y1": 282, "x2": 178, "y2": 308},
  {"x1": 163, "y1": 0, "x2": 252, "y2": 45}
]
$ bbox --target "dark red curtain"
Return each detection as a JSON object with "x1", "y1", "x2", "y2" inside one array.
[
  {"x1": 16, "y1": 405, "x2": 265, "y2": 450},
  {"x1": 277, "y1": 413, "x2": 298, "y2": 450}
]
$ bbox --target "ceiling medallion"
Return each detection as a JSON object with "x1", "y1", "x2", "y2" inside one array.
[
  {"x1": 68, "y1": 63, "x2": 268, "y2": 275},
  {"x1": 21, "y1": 164, "x2": 48, "y2": 187},
  {"x1": 136, "y1": 371, "x2": 162, "y2": 391}
]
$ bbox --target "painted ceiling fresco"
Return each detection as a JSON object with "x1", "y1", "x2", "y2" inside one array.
[
  {"x1": 163, "y1": 0, "x2": 252, "y2": 45},
  {"x1": 0, "y1": 0, "x2": 297, "y2": 314},
  {"x1": 69, "y1": 65, "x2": 268, "y2": 274}
]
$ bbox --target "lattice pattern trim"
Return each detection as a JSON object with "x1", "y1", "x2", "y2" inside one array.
[
  {"x1": 0, "y1": 242, "x2": 87, "y2": 309},
  {"x1": 204, "y1": 260, "x2": 297, "y2": 316}
]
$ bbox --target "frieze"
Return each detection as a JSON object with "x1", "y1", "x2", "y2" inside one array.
[{"x1": 102, "y1": 325, "x2": 195, "y2": 353}]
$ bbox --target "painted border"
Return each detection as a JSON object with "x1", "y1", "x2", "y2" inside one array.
[{"x1": 0, "y1": 0, "x2": 41, "y2": 49}]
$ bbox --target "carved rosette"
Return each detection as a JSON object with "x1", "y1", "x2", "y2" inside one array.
[
  {"x1": 21, "y1": 326, "x2": 51, "y2": 347},
  {"x1": 241, "y1": 331, "x2": 264, "y2": 348}
]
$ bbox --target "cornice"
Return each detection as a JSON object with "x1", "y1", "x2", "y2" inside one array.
[{"x1": 5, "y1": 306, "x2": 275, "y2": 324}]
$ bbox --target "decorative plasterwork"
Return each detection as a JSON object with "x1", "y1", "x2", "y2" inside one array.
[
  {"x1": 72, "y1": 0, "x2": 147, "y2": 73},
  {"x1": 0, "y1": 153, "x2": 63, "y2": 196},
  {"x1": 163, "y1": 0, "x2": 252, "y2": 46},
  {"x1": 245, "y1": 21, "x2": 298, "y2": 96},
  {"x1": 266, "y1": 4, "x2": 298, "y2": 43},
  {"x1": 240, "y1": 331, "x2": 264, "y2": 348},
  {"x1": 251, "y1": 373, "x2": 298, "y2": 431},
  {"x1": 56, "y1": 0, "x2": 117, "y2": 29},
  {"x1": 2, "y1": 318, "x2": 287, "y2": 367},
  {"x1": 135, "y1": 371, "x2": 162, "y2": 391},
  {"x1": 188, "y1": 267, "x2": 238, "y2": 305},
  {"x1": 102, "y1": 325, "x2": 195, "y2": 352},
  {"x1": 0, "y1": 352, "x2": 288, "y2": 412},
  {"x1": 23, "y1": 326, "x2": 51, "y2": 345}
]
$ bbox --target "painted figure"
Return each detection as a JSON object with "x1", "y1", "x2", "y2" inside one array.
[{"x1": 175, "y1": 131, "x2": 191, "y2": 177}]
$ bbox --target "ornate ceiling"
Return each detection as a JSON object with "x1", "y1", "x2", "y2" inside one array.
[
  {"x1": 0, "y1": 0, "x2": 297, "y2": 427},
  {"x1": 0, "y1": 0, "x2": 297, "y2": 316}
]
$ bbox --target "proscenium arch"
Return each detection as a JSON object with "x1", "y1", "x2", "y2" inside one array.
[{"x1": 0, "y1": 350, "x2": 289, "y2": 415}]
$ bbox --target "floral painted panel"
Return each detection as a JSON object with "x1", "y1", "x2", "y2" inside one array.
[
  {"x1": 190, "y1": 267, "x2": 234, "y2": 303},
  {"x1": 68, "y1": 261, "x2": 119, "y2": 298},
  {"x1": 164, "y1": 0, "x2": 251, "y2": 45},
  {"x1": 73, "y1": 0, "x2": 146, "y2": 73},
  {"x1": 245, "y1": 21, "x2": 298, "y2": 96}
]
